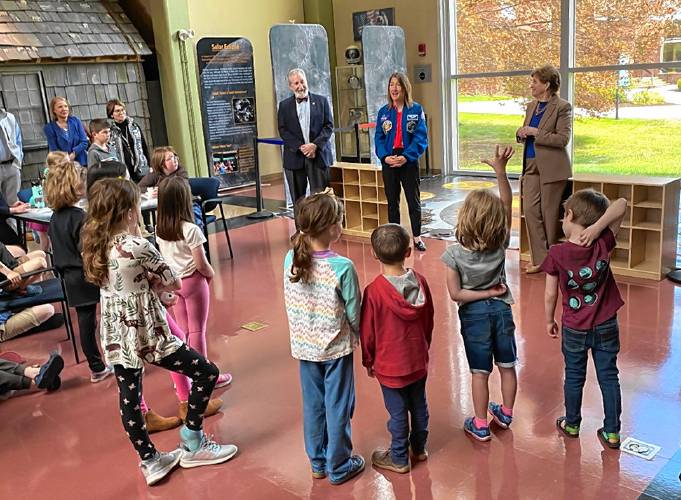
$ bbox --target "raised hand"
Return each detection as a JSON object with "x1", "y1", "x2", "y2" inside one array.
[{"x1": 481, "y1": 144, "x2": 515, "y2": 173}]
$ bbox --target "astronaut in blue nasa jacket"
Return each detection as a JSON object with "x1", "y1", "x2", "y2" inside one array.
[{"x1": 374, "y1": 72, "x2": 428, "y2": 251}]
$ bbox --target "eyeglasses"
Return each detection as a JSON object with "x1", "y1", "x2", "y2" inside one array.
[{"x1": 165, "y1": 155, "x2": 179, "y2": 163}]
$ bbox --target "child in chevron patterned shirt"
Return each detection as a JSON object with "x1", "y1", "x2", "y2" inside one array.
[{"x1": 283, "y1": 192, "x2": 365, "y2": 486}]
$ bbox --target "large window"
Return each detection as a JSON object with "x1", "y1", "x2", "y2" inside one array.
[
  {"x1": 455, "y1": 76, "x2": 526, "y2": 173},
  {"x1": 574, "y1": 71, "x2": 681, "y2": 176},
  {"x1": 448, "y1": 0, "x2": 681, "y2": 177},
  {"x1": 455, "y1": 1, "x2": 561, "y2": 74}
]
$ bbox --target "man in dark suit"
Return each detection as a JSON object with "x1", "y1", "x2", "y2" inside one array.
[{"x1": 277, "y1": 68, "x2": 334, "y2": 204}]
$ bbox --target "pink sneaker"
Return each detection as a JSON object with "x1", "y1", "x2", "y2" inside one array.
[{"x1": 215, "y1": 373, "x2": 232, "y2": 388}]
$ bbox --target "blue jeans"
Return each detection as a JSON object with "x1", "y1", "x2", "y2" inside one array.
[
  {"x1": 192, "y1": 202, "x2": 204, "y2": 230},
  {"x1": 562, "y1": 316, "x2": 622, "y2": 434},
  {"x1": 380, "y1": 377, "x2": 429, "y2": 466},
  {"x1": 299, "y1": 353, "x2": 355, "y2": 481},
  {"x1": 458, "y1": 299, "x2": 517, "y2": 374}
]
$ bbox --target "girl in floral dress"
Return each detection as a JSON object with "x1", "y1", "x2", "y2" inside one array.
[{"x1": 82, "y1": 177, "x2": 237, "y2": 486}]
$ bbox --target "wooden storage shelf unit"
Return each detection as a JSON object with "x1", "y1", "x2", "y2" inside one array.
[
  {"x1": 519, "y1": 173, "x2": 680, "y2": 280},
  {"x1": 332, "y1": 162, "x2": 389, "y2": 238}
]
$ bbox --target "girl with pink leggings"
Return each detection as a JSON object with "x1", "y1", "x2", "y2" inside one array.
[{"x1": 155, "y1": 176, "x2": 232, "y2": 388}]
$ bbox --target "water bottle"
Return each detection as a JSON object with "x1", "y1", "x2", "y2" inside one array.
[{"x1": 31, "y1": 182, "x2": 45, "y2": 209}]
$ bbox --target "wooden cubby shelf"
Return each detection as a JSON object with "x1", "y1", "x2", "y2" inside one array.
[
  {"x1": 519, "y1": 173, "x2": 680, "y2": 280},
  {"x1": 332, "y1": 162, "x2": 390, "y2": 238}
]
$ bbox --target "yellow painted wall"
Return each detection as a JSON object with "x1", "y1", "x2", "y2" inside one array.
[
  {"x1": 186, "y1": 0, "x2": 305, "y2": 177},
  {"x1": 150, "y1": 0, "x2": 444, "y2": 177},
  {"x1": 332, "y1": 0, "x2": 444, "y2": 172},
  {"x1": 149, "y1": 0, "x2": 305, "y2": 178},
  {"x1": 149, "y1": 1, "x2": 196, "y2": 172}
]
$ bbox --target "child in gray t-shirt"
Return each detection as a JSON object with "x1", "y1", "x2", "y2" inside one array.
[
  {"x1": 87, "y1": 118, "x2": 117, "y2": 168},
  {"x1": 441, "y1": 145, "x2": 518, "y2": 443}
]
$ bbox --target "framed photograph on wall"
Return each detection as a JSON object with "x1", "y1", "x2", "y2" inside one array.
[{"x1": 352, "y1": 8, "x2": 395, "y2": 41}]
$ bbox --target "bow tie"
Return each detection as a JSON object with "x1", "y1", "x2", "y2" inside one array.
[{"x1": 296, "y1": 96, "x2": 308, "y2": 103}]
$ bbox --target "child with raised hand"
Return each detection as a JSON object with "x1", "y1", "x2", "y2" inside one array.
[
  {"x1": 542, "y1": 190, "x2": 626, "y2": 449},
  {"x1": 442, "y1": 145, "x2": 517, "y2": 442},
  {"x1": 283, "y1": 192, "x2": 365, "y2": 485},
  {"x1": 156, "y1": 176, "x2": 232, "y2": 393},
  {"x1": 44, "y1": 157, "x2": 113, "y2": 383},
  {"x1": 360, "y1": 223, "x2": 434, "y2": 473},
  {"x1": 81, "y1": 178, "x2": 237, "y2": 486}
]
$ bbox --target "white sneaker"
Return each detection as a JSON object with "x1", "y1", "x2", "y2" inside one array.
[
  {"x1": 139, "y1": 449, "x2": 182, "y2": 486},
  {"x1": 180, "y1": 433, "x2": 238, "y2": 469},
  {"x1": 90, "y1": 365, "x2": 114, "y2": 383}
]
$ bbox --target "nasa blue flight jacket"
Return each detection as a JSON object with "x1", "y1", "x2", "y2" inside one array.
[{"x1": 374, "y1": 102, "x2": 428, "y2": 164}]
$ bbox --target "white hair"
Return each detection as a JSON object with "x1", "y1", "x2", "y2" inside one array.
[{"x1": 287, "y1": 68, "x2": 306, "y2": 82}]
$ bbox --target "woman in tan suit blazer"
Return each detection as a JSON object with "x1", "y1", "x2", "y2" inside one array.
[{"x1": 517, "y1": 65, "x2": 572, "y2": 273}]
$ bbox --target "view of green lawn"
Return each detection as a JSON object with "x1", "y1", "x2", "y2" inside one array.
[
  {"x1": 458, "y1": 95, "x2": 513, "y2": 102},
  {"x1": 458, "y1": 112, "x2": 681, "y2": 177}
]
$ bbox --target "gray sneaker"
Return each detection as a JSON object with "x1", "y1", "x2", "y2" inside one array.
[
  {"x1": 90, "y1": 365, "x2": 114, "y2": 383},
  {"x1": 180, "y1": 434, "x2": 238, "y2": 469},
  {"x1": 139, "y1": 449, "x2": 182, "y2": 486}
]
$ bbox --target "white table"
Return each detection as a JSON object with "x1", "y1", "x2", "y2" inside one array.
[{"x1": 11, "y1": 196, "x2": 159, "y2": 246}]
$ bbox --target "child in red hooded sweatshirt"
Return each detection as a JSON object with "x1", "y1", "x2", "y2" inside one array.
[{"x1": 360, "y1": 223, "x2": 434, "y2": 474}]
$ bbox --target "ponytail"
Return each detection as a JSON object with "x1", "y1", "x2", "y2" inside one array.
[
  {"x1": 289, "y1": 231, "x2": 314, "y2": 283},
  {"x1": 288, "y1": 192, "x2": 343, "y2": 284}
]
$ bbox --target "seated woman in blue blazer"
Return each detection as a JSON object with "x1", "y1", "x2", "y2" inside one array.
[
  {"x1": 375, "y1": 72, "x2": 429, "y2": 251},
  {"x1": 43, "y1": 96, "x2": 89, "y2": 167}
]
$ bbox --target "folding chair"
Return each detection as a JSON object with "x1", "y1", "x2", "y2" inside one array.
[
  {"x1": 188, "y1": 177, "x2": 234, "y2": 263},
  {"x1": 0, "y1": 268, "x2": 79, "y2": 363}
]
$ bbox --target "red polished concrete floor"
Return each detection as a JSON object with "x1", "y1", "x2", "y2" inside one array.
[{"x1": 2, "y1": 217, "x2": 681, "y2": 499}]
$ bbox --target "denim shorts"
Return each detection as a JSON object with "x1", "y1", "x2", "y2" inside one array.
[{"x1": 458, "y1": 299, "x2": 517, "y2": 374}]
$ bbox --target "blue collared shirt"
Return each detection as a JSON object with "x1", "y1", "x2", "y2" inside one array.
[
  {"x1": 524, "y1": 102, "x2": 548, "y2": 159},
  {"x1": 0, "y1": 129, "x2": 11, "y2": 162}
]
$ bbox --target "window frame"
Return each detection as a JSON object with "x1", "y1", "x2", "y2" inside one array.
[
  {"x1": 445, "y1": 0, "x2": 681, "y2": 176},
  {"x1": 0, "y1": 70, "x2": 50, "y2": 150}
]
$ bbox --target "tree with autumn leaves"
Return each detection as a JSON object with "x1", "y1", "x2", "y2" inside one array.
[{"x1": 455, "y1": 0, "x2": 681, "y2": 113}]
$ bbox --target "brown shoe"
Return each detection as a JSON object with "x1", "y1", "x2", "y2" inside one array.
[
  {"x1": 371, "y1": 448, "x2": 410, "y2": 474},
  {"x1": 144, "y1": 409, "x2": 182, "y2": 434},
  {"x1": 311, "y1": 470, "x2": 327, "y2": 479},
  {"x1": 178, "y1": 398, "x2": 223, "y2": 422},
  {"x1": 411, "y1": 447, "x2": 429, "y2": 461},
  {"x1": 526, "y1": 264, "x2": 543, "y2": 274}
]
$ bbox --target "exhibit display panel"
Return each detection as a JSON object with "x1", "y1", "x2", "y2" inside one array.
[
  {"x1": 197, "y1": 37, "x2": 258, "y2": 189},
  {"x1": 269, "y1": 23, "x2": 336, "y2": 160}
]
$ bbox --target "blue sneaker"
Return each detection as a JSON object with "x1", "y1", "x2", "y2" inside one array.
[
  {"x1": 35, "y1": 353, "x2": 64, "y2": 390},
  {"x1": 488, "y1": 402, "x2": 513, "y2": 429},
  {"x1": 464, "y1": 417, "x2": 491, "y2": 442},
  {"x1": 328, "y1": 455, "x2": 365, "y2": 485}
]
